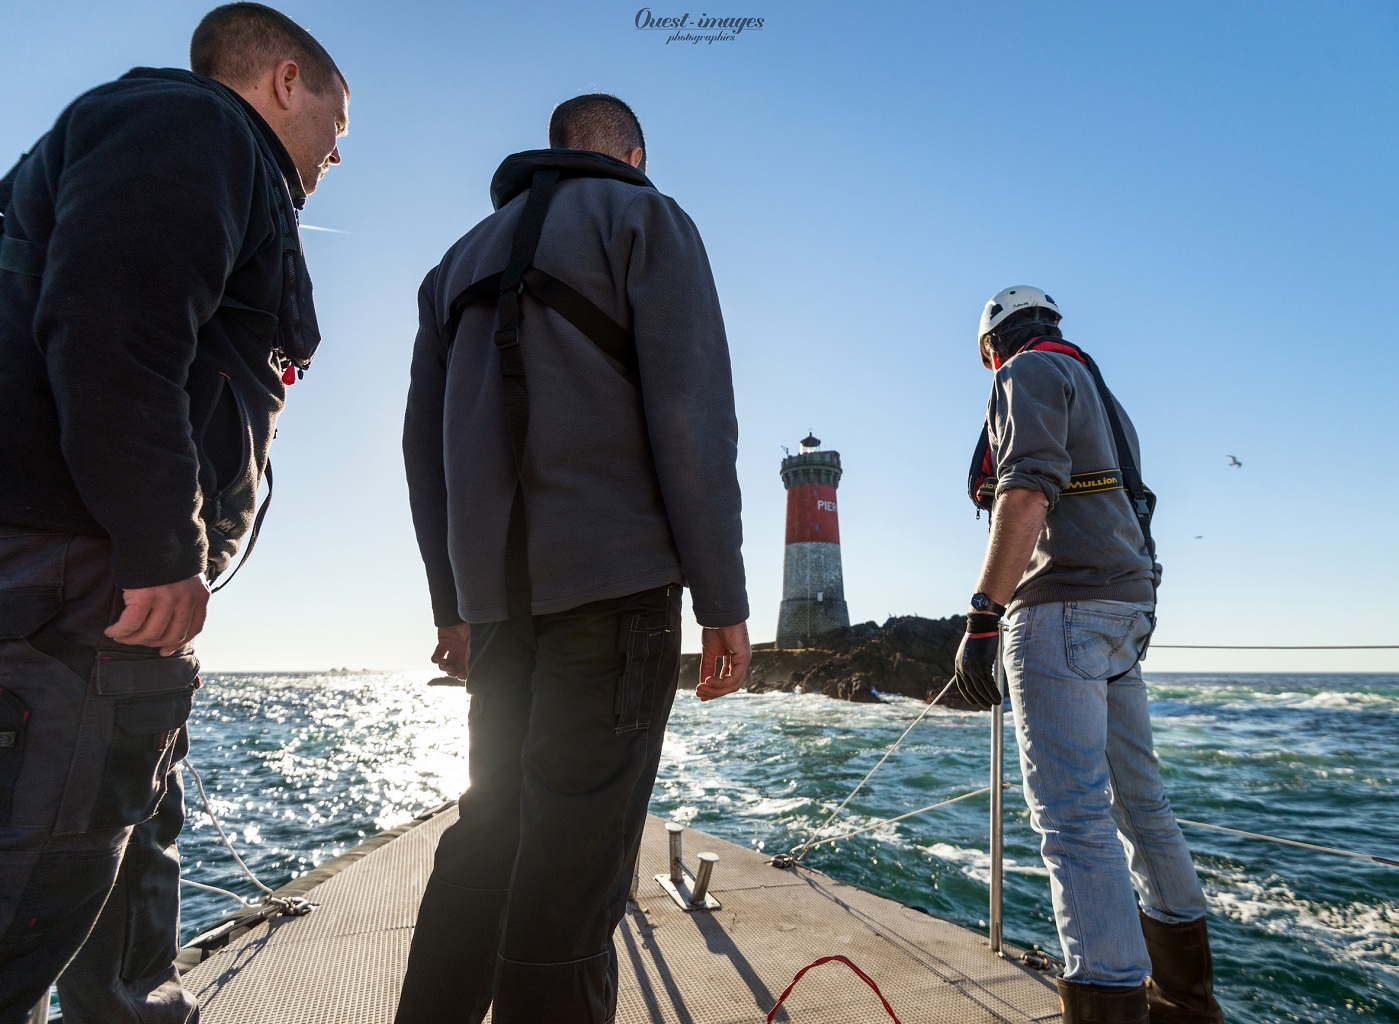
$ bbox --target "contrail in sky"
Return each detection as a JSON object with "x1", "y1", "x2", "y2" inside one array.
[{"x1": 300, "y1": 224, "x2": 350, "y2": 234}]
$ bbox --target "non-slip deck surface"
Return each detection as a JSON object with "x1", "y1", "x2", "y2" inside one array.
[{"x1": 183, "y1": 807, "x2": 1059, "y2": 1023}]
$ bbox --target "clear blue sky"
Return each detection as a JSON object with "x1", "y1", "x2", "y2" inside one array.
[{"x1": 5, "y1": 0, "x2": 1396, "y2": 673}]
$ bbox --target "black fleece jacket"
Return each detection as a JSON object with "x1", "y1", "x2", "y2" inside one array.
[{"x1": 0, "y1": 68, "x2": 319, "y2": 588}]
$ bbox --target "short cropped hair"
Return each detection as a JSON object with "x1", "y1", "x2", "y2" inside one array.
[
  {"x1": 548, "y1": 94, "x2": 645, "y2": 163},
  {"x1": 191, "y1": 3, "x2": 347, "y2": 98}
]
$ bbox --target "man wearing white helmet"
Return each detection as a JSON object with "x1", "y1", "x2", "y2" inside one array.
[{"x1": 954, "y1": 287, "x2": 1224, "y2": 1024}]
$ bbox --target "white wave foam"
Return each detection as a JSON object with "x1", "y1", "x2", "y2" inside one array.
[
  {"x1": 1209, "y1": 869, "x2": 1399, "y2": 977},
  {"x1": 923, "y1": 842, "x2": 1047, "y2": 881}
]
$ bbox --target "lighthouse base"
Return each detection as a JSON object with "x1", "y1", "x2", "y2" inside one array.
[
  {"x1": 776, "y1": 597, "x2": 850, "y2": 649},
  {"x1": 777, "y1": 539, "x2": 849, "y2": 648}
]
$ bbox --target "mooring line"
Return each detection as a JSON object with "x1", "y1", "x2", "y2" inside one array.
[
  {"x1": 183, "y1": 757, "x2": 277, "y2": 897},
  {"x1": 791, "y1": 678, "x2": 958, "y2": 862},
  {"x1": 794, "y1": 787, "x2": 993, "y2": 853}
]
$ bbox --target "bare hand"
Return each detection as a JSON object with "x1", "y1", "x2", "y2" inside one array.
[
  {"x1": 104, "y1": 575, "x2": 211, "y2": 656},
  {"x1": 433, "y1": 623, "x2": 471, "y2": 679},
  {"x1": 697, "y1": 621, "x2": 751, "y2": 701}
]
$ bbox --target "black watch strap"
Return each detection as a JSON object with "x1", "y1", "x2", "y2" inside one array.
[{"x1": 970, "y1": 592, "x2": 1006, "y2": 616}]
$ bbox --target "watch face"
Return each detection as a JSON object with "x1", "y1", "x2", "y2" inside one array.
[{"x1": 971, "y1": 593, "x2": 989, "y2": 610}]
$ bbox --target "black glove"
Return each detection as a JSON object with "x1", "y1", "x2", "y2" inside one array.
[{"x1": 953, "y1": 612, "x2": 1002, "y2": 708}]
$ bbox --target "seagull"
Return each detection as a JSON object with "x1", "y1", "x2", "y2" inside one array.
[{"x1": 1227, "y1": 455, "x2": 1242, "y2": 468}]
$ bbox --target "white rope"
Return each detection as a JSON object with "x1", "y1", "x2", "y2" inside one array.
[
  {"x1": 179, "y1": 877, "x2": 259, "y2": 906},
  {"x1": 790, "y1": 677, "x2": 960, "y2": 861},
  {"x1": 796, "y1": 786, "x2": 993, "y2": 853},
  {"x1": 182, "y1": 757, "x2": 276, "y2": 896}
]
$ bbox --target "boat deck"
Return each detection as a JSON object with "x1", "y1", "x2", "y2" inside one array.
[{"x1": 182, "y1": 806, "x2": 1059, "y2": 1023}]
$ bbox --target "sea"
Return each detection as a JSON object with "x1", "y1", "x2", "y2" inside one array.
[{"x1": 171, "y1": 671, "x2": 1397, "y2": 1024}]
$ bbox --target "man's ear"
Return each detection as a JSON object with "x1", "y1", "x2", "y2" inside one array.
[
  {"x1": 271, "y1": 59, "x2": 301, "y2": 110},
  {"x1": 624, "y1": 146, "x2": 645, "y2": 170}
]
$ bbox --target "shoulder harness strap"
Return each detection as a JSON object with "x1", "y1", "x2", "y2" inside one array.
[
  {"x1": 442, "y1": 183, "x2": 638, "y2": 377},
  {"x1": 442, "y1": 166, "x2": 642, "y2": 626},
  {"x1": 0, "y1": 143, "x2": 48, "y2": 278}
]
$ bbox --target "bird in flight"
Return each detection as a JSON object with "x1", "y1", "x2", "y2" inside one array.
[{"x1": 1227, "y1": 455, "x2": 1243, "y2": 468}]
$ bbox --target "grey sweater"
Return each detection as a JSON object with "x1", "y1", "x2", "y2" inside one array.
[
  {"x1": 987, "y1": 349, "x2": 1160, "y2": 609},
  {"x1": 404, "y1": 153, "x2": 748, "y2": 628}
]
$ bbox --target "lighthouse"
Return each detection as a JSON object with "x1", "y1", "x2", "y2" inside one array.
[{"x1": 776, "y1": 434, "x2": 849, "y2": 648}]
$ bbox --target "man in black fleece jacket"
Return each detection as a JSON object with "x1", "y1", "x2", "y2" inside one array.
[
  {"x1": 0, "y1": 5, "x2": 346, "y2": 1021},
  {"x1": 399, "y1": 95, "x2": 750, "y2": 1023}
]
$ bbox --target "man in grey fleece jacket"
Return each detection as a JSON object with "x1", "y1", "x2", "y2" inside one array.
[
  {"x1": 952, "y1": 287, "x2": 1224, "y2": 1024},
  {"x1": 399, "y1": 94, "x2": 750, "y2": 1023}
]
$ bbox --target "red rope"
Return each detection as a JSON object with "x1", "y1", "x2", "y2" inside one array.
[{"x1": 766, "y1": 955, "x2": 903, "y2": 1023}]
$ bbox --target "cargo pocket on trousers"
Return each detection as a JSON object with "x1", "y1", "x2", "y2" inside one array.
[
  {"x1": 0, "y1": 687, "x2": 30, "y2": 823},
  {"x1": 615, "y1": 611, "x2": 668, "y2": 735},
  {"x1": 91, "y1": 690, "x2": 192, "y2": 830},
  {"x1": 90, "y1": 653, "x2": 198, "y2": 829},
  {"x1": 1065, "y1": 604, "x2": 1138, "y2": 681}
]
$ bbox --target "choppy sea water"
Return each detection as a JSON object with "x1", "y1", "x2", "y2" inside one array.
[{"x1": 175, "y1": 672, "x2": 1398, "y2": 1024}]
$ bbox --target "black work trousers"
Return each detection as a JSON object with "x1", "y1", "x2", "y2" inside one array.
[
  {"x1": 0, "y1": 525, "x2": 198, "y2": 1024},
  {"x1": 395, "y1": 584, "x2": 682, "y2": 1024}
]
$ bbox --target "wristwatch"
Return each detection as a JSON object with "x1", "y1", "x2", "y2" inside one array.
[{"x1": 970, "y1": 592, "x2": 1006, "y2": 616}]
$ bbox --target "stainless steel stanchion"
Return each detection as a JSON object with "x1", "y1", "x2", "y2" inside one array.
[
  {"x1": 28, "y1": 989, "x2": 50, "y2": 1024},
  {"x1": 989, "y1": 628, "x2": 1006, "y2": 957}
]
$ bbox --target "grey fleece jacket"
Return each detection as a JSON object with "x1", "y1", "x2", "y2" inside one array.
[
  {"x1": 987, "y1": 348, "x2": 1160, "y2": 609},
  {"x1": 404, "y1": 153, "x2": 747, "y2": 628}
]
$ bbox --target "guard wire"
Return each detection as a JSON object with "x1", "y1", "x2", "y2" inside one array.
[{"x1": 791, "y1": 678, "x2": 957, "y2": 861}]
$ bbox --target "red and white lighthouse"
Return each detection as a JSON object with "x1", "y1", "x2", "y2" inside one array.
[{"x1": 777, "y1": 434, "x2": 849, "y2": 648}]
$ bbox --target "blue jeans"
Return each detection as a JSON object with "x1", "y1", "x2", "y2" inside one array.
[{"x1": 1003, "y1": 599, "x2": 1207, "y2": 987}]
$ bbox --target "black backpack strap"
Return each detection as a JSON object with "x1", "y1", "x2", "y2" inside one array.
[
  {"x1": 1078, "y1": 353, "x2": 1159, "y2": 669},
  {"x1": 441, "y1": 166, "x2": 640, "y2": 629},
  {"x1": 0, "y1": 236, "x2": 46, "y2": 278},
  {"x1": 0, "y1": 146, "x2": 48, "y2": 279},
  {"x1": 442, "y1": 210, "x2": 637, "y2": 374},
  {"x1": 496, "y1": 168, "x2": 561, "y2": 628},
  {"x1": 210, "y1": 461, "x2": 274, "y2": 594},
  {"x1": 520, "y1": 266, "x2": 636, "y2": 372},
  {"x1": 1079, "y1": 355, "x2": 1155, "y2": 561}
]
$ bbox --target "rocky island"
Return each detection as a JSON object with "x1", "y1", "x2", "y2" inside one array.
[{"x1": 680, "y1": 614, "x2": 983, "y2": 711}]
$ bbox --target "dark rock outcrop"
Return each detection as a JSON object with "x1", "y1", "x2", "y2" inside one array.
[{"x1": 679, "y1": 614, "x2": 983, "y2": 710}]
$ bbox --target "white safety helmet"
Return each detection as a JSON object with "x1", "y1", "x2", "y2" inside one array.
[{"x1": 978, "y1": 285, "x2": 1061, "y2": 340}]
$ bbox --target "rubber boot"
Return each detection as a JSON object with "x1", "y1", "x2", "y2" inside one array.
[
  {"x1": 1057, "y1": 979, "x2": 1148, "y2": 1024},
  {"x1": 394, "y1": 880, "x2": 509, "y2": 1024},
  {"x1": 1139, "y1": 912, "x2": 1225, "y2": 1023}
]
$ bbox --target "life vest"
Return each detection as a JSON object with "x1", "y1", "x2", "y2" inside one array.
[{"x1": 965, "y1": 338, "x2": 1156, "y2": 552}]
